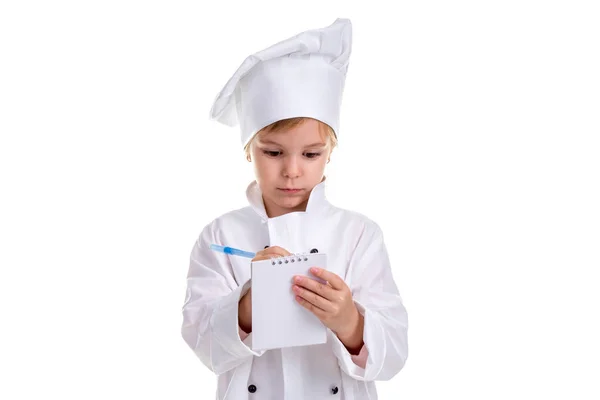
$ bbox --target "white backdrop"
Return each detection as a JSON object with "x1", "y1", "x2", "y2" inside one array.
[{"x1": 1, "y1": 1, "x2": 599, "y2": 399}]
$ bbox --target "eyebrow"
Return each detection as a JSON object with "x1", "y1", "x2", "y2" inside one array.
[{"x1": 259, "y1": 140, "x2": 327, "y2": 148}]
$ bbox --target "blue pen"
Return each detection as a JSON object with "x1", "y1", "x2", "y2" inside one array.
[{"x1": 210, "y1": 244, "x2": 256, "y2": 259}]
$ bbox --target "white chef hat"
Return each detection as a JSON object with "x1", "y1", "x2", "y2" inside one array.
[{"x1": 208, "y1": 18, "x2": 352, "y2": 148}]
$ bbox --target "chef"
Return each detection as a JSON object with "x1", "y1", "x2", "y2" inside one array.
[{"x1": 181, "y1": 18, "x2": 408, "y2": 399}]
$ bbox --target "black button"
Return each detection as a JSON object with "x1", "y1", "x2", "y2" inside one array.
[
  {"x1": 331, "y1": 386, "x2": 339, "y2": 395},
  {"x1": 248, "y1": 384, "x2": 257, "y2": 393},
  {"x1": 264, "y1": 245, "x2": 269, "y2": 249},
  {"x1": 310, "y1": 248, "x2": 318, "y2": 253}
]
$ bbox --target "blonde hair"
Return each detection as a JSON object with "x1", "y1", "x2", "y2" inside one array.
[{"x1": 244, "y1": 117, "x2": 338, "y2": 161}]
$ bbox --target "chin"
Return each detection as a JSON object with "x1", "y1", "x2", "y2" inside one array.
[
  {"x1": 275, "y1": 195, "x2": 306, "y2": 209},
  {"x1": 277, "y1": 198, "x2": 302, "y2": 208}
]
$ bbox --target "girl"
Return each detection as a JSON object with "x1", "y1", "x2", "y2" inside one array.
[{"x1": 181, "y1": 18, "x2": 408, "y2": 400}]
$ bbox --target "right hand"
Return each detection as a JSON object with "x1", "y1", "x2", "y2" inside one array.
[{"x1": 238, "y1": 246, "x2": 292, "y2": 333}]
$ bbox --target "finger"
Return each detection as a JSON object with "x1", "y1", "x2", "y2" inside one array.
[
  {"x1": 263, "y1": 246, "x2": 292, "y2": 256},
  {"x1": 309, "y1": 268, "x2": 346, "y2": 291},
  {"x1": 292, "y1": 284, "x2": 335, "y2": 312},
  {"x1": 295, "y1": 294, "x2": 328, "y2": 319},
  {"x1": 257, "y1": 246, "x2": 291, "y2": 258},
  {"x1": 293, "y1": 275, "x2": 337, "y2": 302},
  {"x1": 252, "y1": 253, "x2": 281, "y2": 262},
  {"x1": 252, "y1": 246, "x2": 292, "y2": 261}
]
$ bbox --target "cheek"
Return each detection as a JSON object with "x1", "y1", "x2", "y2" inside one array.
[
  {"x1": 308, "y1": 158, "x2": 328, "y2": 170},
  {"x1": 254, "y1": 158, "x2": 277, "y2": 177}
]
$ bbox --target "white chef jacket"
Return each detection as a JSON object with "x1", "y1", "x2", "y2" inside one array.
[{"x1": 181, "y1": 177, "x2": 408, "y2": 399}]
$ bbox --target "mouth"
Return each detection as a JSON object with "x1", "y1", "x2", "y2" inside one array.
[{"x1": 278, "y1": 188, "x2": 303, "y2": 194}]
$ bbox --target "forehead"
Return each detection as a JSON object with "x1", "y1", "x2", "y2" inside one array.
[{"x1": 256, "y1": 119, "x2": 327, "y2": 146}]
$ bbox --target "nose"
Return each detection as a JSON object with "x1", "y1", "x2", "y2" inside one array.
[{"x1": 283, "y1": 154, "x2": 301, "y2": 178}]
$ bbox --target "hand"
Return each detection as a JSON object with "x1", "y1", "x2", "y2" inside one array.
[
  {"x1": 292, "y1": 268, "x2": 364, "y2": 353},
  {"x1": 238, "y1": 246, "x2": 292, "y2": 333}
]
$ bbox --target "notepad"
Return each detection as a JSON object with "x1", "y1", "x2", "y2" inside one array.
[{"x1": 251, "y1": 252, "x2": 328, "y2": 351}]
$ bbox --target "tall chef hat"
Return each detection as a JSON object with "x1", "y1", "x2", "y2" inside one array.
[{"x1": 208, "y1": 18, "x2": 352, "y2": 148}]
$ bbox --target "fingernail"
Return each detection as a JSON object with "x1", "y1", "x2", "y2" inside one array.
[
  {"x1": 311, "y1": 267, "x2": 319, "y2": 274},
  {"x1": 294, "y1": 276, "x2": 302, "y2": 283}
]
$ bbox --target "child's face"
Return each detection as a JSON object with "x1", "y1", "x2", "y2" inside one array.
[{"x1": 250, "y1": 119, "x2": 331, "y2": 218}]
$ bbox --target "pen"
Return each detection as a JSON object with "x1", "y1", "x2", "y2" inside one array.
[{"x1": 210, "y1": 244, "x2": 256, "y2": 259}]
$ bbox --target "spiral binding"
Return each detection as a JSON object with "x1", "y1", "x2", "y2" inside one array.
[{"x1": 270, "y1": 253, "x2": 310, "y2": 265}]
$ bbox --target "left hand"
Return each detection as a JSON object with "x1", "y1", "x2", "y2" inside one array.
[{"x1": 292, "y1": 267, "x2": 360, "y2": 337}]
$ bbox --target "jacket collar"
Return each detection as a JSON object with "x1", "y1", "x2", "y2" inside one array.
[{"x1": 246, "y1": 176, "x2": 330, "y2": 221}]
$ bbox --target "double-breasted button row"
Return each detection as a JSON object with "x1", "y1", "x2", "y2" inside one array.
[
  {"x1": 247, "y1": 384, "x2": 338, "y2": 395},
  {"x1": 263, "y1": 246, "x2": 319, "y2": 254}
]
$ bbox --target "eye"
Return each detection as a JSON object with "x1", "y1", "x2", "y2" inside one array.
[
  {"x1": 304, "y1": 152, "x2": 321, "y2": 159},
  {"x1": 262, "y1": 150, "x2": 281, "y2": 157}
]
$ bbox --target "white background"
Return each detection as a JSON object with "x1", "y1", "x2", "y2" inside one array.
[{"x1": 1, "y1": 1, "x2": 599, "y2": 399}]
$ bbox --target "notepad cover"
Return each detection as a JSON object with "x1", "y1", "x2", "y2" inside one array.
[{"x1": 250, "y1": 253, "x2": 328, "y2": 351}]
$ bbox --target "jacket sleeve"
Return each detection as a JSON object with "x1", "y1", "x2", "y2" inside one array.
[
  {"x1": 181, "y1": 222, "x2": 265, "y2": 375},
  {"x1": 329, "y1": 221, "x2": 409, "y2": 381}
]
